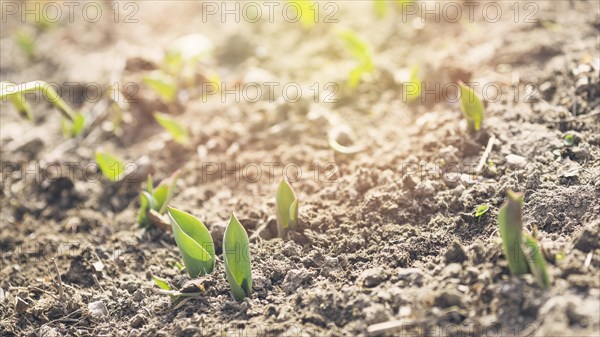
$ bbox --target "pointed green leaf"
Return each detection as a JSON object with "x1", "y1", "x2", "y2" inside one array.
[
  {"x1": 498, "y1": 191, "x2": 529, "y2": 276},
  {"x1": 406, "y1": 65, "x2": 421, "y2": 102},
  {"x1": 154, "y1": 112, "x2": 190, "y2": 144},
  {"x1": 143, "y1": 71, "x2": 177, "y2": 103},
  {"x1": 95, "y1": 151, "x2": 125, "y2": 182},
  {"x1": 168, "y1": 207, "x2": 215, "y2": 278},
  {"x1": 523, "y1": 233, "x2": 551, "y2": 289},
  {"x1": 223, "y1": 213, "x2": 252, "y2": 301},
  {"x1": 158, "y1": 171, "x2": 180, "y2": 214},
  {"x1": 289, "y1": 199, "x2": 299, "y2": 228},
  {"x1": 137, "y1": 191, "x2": 156, "y2": 226},
  {"x1": 276, "y1": 180, "x2": 299, "y2": 237},
  {"x1": 459, "y1": 81, "x2": 485, "y2": 131},
  {"x1": 146, "y1": 175, "x2": 154, "y2": 193},
  {"x1": 152, "y1": 275, "x2": 172, "y2": 291}
]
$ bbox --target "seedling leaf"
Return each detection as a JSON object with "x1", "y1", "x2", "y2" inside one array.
[
  {"x1": 95, "y1": 151, "x2": 125, "y2": 182},
  {"x1": 143, "y1": 72, "x2": 177, "y2": 103},
  {"x1": 475, "y1": 204, "x2": 490, "y2": 219},
  {"x1": 498, "y1": 191, "x2": 528, "y2": 275},
  {"x1": 168, "y1": 207, "x2": 215, "y2": 278},
  {"x1": 152, "y1": 275, "x2": 172, "y2": 291},
  {"x1": 286, "y1": 1, "x2": 316, "y2": 28},
  {"x1": 336, "y1": 28, "x2": 374, "y2": 88},
  {"x1": 459, "y1": 81, "x2": 485, "y2": 131},
  {"x1": 223, "y1": 213, "x2": 252, "y2": 301},
  {"x1": 1, "y1": 81, "x2": 76, "y2": 122},
  {"x1": 406, "y1": 65, "x2": 422, "y2": 102},
  {"x1": 563, "y1": 134, "x2": 575, "y2": 146},
  {"x1": 154, "y1": 112, "x2": 190, "y2": 144},
  {"x1": 523, "y1": 233, "x2": 551, "y2": 289},
  {"x1": 276, "y1": 180, "x2": 299, "y2": 237},
  {"x1": 61, "y1": 111, "x2": 86, "y2": 138}
]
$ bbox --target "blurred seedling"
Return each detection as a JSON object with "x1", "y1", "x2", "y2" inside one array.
[
  {"x1": 458, "y1": 81, "x2": 484, "y2": 132},
  {"x1": 138, "y1": 171, "x2": 180, "y2": 228},
  {"x1": 276, "y1": 179, "x2": 299, "y2": 238},
  {"x1": 475, "y1": 204, "x2": 490, "y2": 222},
  {"x1": 498, "y1": 191, "x2": 551, "y2": 289},
  {"x1": 401, "y1": 65, "x2": 422, "y2": 102},
  {"x1": 373, "y1": 0, "x2": 416, "y2": 18},
  {"x1": 144, "y1": 34, "x2": 219, "y2": 104},
  {"x1": 168, "y1": 207, "x2": 215, "y2": 278},
  {"x1": 223, "y1": 213, "x2": 252, "y2": 301},
  {"x1": 286, "y1": 1, "x2": 316, "y2": 28},
  {"x1": 14, "y1": 30, "x2": 36, "y2": 59},
  {"x1": 153, "y1": 112, "x2": 190, "y2": 144},
  {"x1": 336, "y1": 28, "x2": 374, "y2": 88},
  {"x1": 563, "y1": 134, "x2": 575, "y2": 146},
  {"x1": 1, "y1": 81, "x2": 84, "y2": 137},
  {"x1": 95, "y1": 151, "x2": 126, "y2": 182}
]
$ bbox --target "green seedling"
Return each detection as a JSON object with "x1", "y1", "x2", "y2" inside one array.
[
  {"x1": 138, "y1": 172, "x2": 180, "y2": 227},
  {"x1": 406, "y1": 65, "x2": 422, "y2": 102},
  {"x1": 95, "y1": 151, "x2": 126, "y2": 182},
  {"x1": 168, "y1": 207, "x2": 215, "y2": 278},
  {"x1": 61, "y1": 111, "x2": 86, "y2": 138},
  {"x1": 152, "y1": 275, "x2": 172, "y2": 291},
  {"x1": 286, "y1": 1, "x2": 316, "y2": 28},
  {"x1": 276, "y1": 180, "x2": 299, "y2": 238},
  {"x1": 458, "y1": 81, "x2": 484, "y2": 132},
  {"x1": 498, "y1": 191, "x2": 551, "y2": 288},
  {"x1": 336, "y1": 28, "x2": 374, "y2": 88},
  {"x1": 563, "y1": 134, "x2": 575, "y2": 146},
  {"x1": 223, "y1": 213, "x2": 252, "y2": 301},
  {"x1": 14, "y1": 30, "x2": 36, "y2": 59},
  {"x1": 475, "y1": 204, "x2": 490, "y2": 221},
  {"x1": 1, "y1": 81, "x2": 78, "y2": 127},
  {"x1": 143, "y1": 71, "x2": 178, "y2": 103},
  {"x1": 153, "y1": 112, "x2": 190, "y2": 144}
]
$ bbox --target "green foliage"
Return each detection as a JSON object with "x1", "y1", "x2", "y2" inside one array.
[
  {"x1": 95, "y1": 151, "x2": 125, "y2": 182},
  {"x1": 498, "y1": 191, "x2": 551, "y2": 288},
  {"x1": 61, "y1": 111, "x2": 86, "y2": 138},
  {"x1": 14, "y1": 30, "x2": 36, "y2": 59},
  {"x1": 152, "y1": 275, "x2": 172, "y2": 291},
  {"x1": 168, "y1": 207, "x2": 215, "y2": 278},
  {"x1": 138, "y1": 172, "x2": 180, "y2": 227},
  {"x1": 336, "y1": 28, "x2": 374, "y2": 88},
  {"x1": 523, "y1": 233, "x2": 551, "y2": 289},
  {"x1": 1, "y1": 81, "x2": 77, "y2": 125},
  {"x1": 475, "y1": 204, "x2": 490, "y2": 221},
  {"x1": 153, "y1": 112, "x2": 190, "y2": 144},
  {"x1": 143, "y1": 71, "x2": 178, "y2": 103},
  {"x1": 458, "y1": 81, "x2": 484, "y2": 131},
  {"x1": 223, "y1": 213, "x2": 252, "y2": 301},
  {"x1": 286, "y1": 1, "x2": 316, "y2": 28},
  {"x1": 276, "y1": 180, "x2": 299, "y2": 238},
  {"x1": 406, "y1": 65, "x2": 422, "y2": 102},
  {"x1": 563, "y1": 134, "x2": 575, "y2": 146}
]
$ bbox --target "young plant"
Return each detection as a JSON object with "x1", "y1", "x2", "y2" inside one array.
[
  {"x1": 458, "y1": 81, "x2": 484, "y2": 132},
  {"x1": 1, "y1": 81, "x2": 83, "y2": 137},
  {"x1": 406, "y1": 65, "x2": 422, "y2": 102},
  {"x1": 336, "y1": 28, "x2": 374, "y2": 88},
  {"x1": 276, "y1": 180, "x2": 299, "y2": 238},
  {"x1": 475, "y1": 204, "x2": 490, "y2": 222},
  {"x1": 223, "y1": 213, "x2": 252, "y2": 301},
  {"x1": 138, "y1": 171, "x2": 180, "y2": 227},
  {"x1": 153, "y1": 112, "x2": 190, "y2": 144},
  {"x1": 143, "y1": 71, "x2": 178, "y2": 103},
  {"x1": 498, "y1": 191, "x2": 551, "y2": 288},
  {"x1": 286, "y1": 1, "x2": 316, "y2": 28},
  {"x1": 95, "y1": 151, "x2": 126, "y2": 182},
  {"x1": 168, "y1": 207, "x2": 215, "y2": 278}
]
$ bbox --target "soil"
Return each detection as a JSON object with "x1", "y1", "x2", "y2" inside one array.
[{"x1": 1, "y1": 1, "x2": 599, "y2": 337}]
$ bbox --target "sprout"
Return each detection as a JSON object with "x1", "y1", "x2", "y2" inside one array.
[
  {"x1": 168, "y1": 207, "x2": 215, "y2": 278},
  {"x1": 458, "y1": 81, "x2": 484, "y2": 132},
  {"x1": 138, "y1": 172, "x2": 180, "y2": 227},
  {"x1": 153, "y1": 112, "x2": 190, "y2": 144},
  {"x1": 1, "y1": 81, "x2": 82, "y2": 136},
  {"x1": 563, "y1": 134, "x2": 575, "y2": 146},
  {"x1": 498, "y1": 191, "x2": 551, "y2": 288},
  {"x1": 223, "y1": 213, "x2": 252, "y2": 301},
  {"x1": 152, "y1": 275, "x2": 172, "y2": 291},
  {"x1": 276, "y1": 180, "x2": 299, "y2": 238},
  {"x1": 475, "y1": 204, "x2": 490, "y2": 221},
  {"x1": 143, "y1": 71, "x2": 178, "y2": 103},
  {"x1": 95, "y1": 151, "x2": 125, "y2": 182},
  {"x1": 14, "y1": 30, "x2": 36, "y2": 59},
  {"x1": 406, "y1": 65, "x2": 422, "y2": 102},
  {"x1": 61, "y1": 112, "x2": 86, "y2": 138},
  {"x1": 336, "y1": 28, "x2": 374, "y2": 88}
]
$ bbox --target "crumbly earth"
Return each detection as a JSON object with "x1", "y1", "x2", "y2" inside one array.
[{"x1": 1, "y1": 1, "x2": 599, "y2": 336}]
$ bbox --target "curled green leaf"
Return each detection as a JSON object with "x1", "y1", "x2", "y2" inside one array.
[
  {"x1": 276, "y1": 180, "x2": 299, "y2": 238},
  {"x1": 168, "y1": 207, "x2": 215, "y2": 278},
  {"x1": 498, "y1": 191, "x2": 528, "y2": 276},
  {"x1": 459, "y1": 81, "x2": 485, "y2": 132},
  {"x1": 223, "y1": 213, "x2": 252, "y2": 301},
  {"x1": 95, "y1": 151, "x2": 125, "y2": 182}
]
